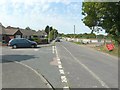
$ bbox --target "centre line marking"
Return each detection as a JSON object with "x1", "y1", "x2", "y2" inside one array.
[
  {"x1": 61, "y1": 76, "x2": 67, "y2": 83},
  {"x1": 59, "y1": 69, "x2": 65, "y2": 74},
  {"x1": 58, "y1": 61, "x2": 61, "y2": 64},
  {"x1": 58, "y1": 64, "x2": 62, "y2": 69},
  {"x1": 55, "y1": 46, "x2": 70, "y2": 89},
  {"x1": 57, "y1": 58, "x2": 60, "y2": 61}
]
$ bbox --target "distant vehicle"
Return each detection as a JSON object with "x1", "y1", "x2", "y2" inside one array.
[
  {"x1": 8, "y1": 38, "x2": 37, "y2": 49},
  {"x1": 55, "y1": 38, "x2": 60, "y2": 42}
]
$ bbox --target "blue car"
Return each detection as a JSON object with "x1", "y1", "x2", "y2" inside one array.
[{"x1": 8, "y1": 38, "x2": 37, "y2": 49}]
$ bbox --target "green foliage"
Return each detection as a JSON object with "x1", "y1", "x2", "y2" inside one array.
[
  {"x1": 45, "y1": 25, "x2": 50, "y2": 35},
  {"x1": 50, "y1": 27, "x2": 53, "y2": 31},
  {"x1": 45, "y1": 25, "x2": 58, "y2": 41},
  {"x1": 48, "y1": 29, "x2": 58, "y2": 41},
  {"x1": 25, "y1": 27, "x2": 31, "y2": 30},
  {"x1": 82, "y1": 2, "x2": 120, "y2": 44}
]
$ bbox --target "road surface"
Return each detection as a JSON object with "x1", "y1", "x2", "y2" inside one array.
[{"x1": 1, "y1": 40, "x2": 118, "y2": 89}]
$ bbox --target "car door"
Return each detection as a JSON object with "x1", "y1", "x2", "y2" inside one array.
[{"x1": 22, "y1": 39, "x2": 31, "y2": 47}]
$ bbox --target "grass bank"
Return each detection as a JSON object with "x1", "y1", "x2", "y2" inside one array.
[
  {"x1": 95, "y1": 45, "x2": 119, "y2": 57},
  {"x1": 72, "y1": 41, "x2": 119, "y2": 57}
]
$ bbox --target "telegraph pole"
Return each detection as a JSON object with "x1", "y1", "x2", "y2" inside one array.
[
  {"x1": 54, "y1": 29, "x2": 55, "y2": 40},
  {"x1": 48, "y1": 27, "x2": 50, "y2": 43},
  {"x1": 74, "y1": 25, "x2": 75, "y2": 39}
]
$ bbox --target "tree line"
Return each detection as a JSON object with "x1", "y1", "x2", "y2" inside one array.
[{"x1": 60, "y1": 33, "x2": 111, "y2": 39}]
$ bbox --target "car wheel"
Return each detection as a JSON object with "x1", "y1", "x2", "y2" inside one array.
[
  {"x1": 31, "y1": 45, "x2": 36, "y2": 48},
  {"x1": 12, "y1": 45, "x2": 17, "y2": 49}
]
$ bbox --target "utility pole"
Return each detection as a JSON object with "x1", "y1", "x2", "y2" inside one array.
[
  {"x1": 54, "y1": 29, "x2": 55, "y2": 40},
  {"x1": 48, "y1": 27, "x2": 50, "y2": 43},
  {"x1": 74, "y1": 25, "x2": 75, "y2": 39}
]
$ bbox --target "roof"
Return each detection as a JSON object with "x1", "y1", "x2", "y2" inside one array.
[
  {"x1": 20, "y1": 29, "x2": 36, "y2": 36},
  {"x1": 5, "y1": 28, "x2": 19, "y2": 35},
  {"x1": 0, "y1": 24, "x2": 6, "y2": 35},
  {"x1": 35, "y1": 30, "x2": 47, "y2": 36}
]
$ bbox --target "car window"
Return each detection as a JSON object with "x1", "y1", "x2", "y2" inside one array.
[{"x1": 22, "y1": 39, "x2": 29, "y2": 43}]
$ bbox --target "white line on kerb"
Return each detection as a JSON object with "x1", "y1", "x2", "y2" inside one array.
[{"x1": 61, "y1": 45, "x2": 109, "y2": 88}]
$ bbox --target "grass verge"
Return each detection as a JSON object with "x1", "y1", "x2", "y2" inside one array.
[
  {"x1": 95, "y1": 45, "x2": 119, "y2": 57},
  {"x1": 72, "y1": 41, "x2": 119, "y2": 57}
]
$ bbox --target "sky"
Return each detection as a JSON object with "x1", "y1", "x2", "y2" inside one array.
[{"x1": 0, "y1": 0, "x2": 106, "y2": 34}]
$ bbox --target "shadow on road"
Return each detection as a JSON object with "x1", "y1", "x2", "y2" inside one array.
[
  {"x1": 11, "y1": 46, "x2": 41, "y2": 49},
  {"x1": 1, "y1": 55, "x2": 38, "y2": 63}
]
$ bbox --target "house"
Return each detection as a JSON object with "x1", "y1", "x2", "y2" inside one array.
[
  {"x1": 0, "y1": 23, "x2": 7, "y2": 44},
  {"x1": 0, "y1": 23, "x2": 48, "y2": 44},
  {"x1": 2, "y1": 26, "x2": 22, "y2": 43},
  {"x1": 4, "y1": 27, "x2": 23, "y2": 43},
  {"x1": 35, "y1": 30, "x2": 47, "y2": 39},
  {"x1": 20, "y1": 29, "x2": 36, "y2": 39}
]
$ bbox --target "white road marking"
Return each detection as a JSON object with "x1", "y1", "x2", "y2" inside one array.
[
  {"x1": 57, "y1": 58, "x2": 60, "y2": 61},
  {"x1": 61, "y1": 45, "x2": 109, "y2": 88},
  {"x1": 52, "y1": 46, "x2": 55, "y2": 54},
  {"x1": 58, "y1": 64, "x2": 63, "y2": 69},
  {"x1": 59, "y1": 69, "x2": 65, "y2": 74},
  {"x1": 63, "y1": 86, "x2": 69, "y2": 88},
  {"x1": 55, "y1": 46, "x2": 70, "y2": 89},
  {"x1": 14, "y1": 61, "x2": 52, "y2": 88},
  {"x1": 58, "y1": 60, "x2": 61, "y2": 64},
  {"x1": 34, "y1": 49, "x2": 39, "y2": 51},
  {"x1": 61, "y1": 76, "x2": 67, "y2": 83}
]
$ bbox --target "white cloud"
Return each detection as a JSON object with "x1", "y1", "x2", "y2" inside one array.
[{"x1": 0, "y1": 0, "x2": 92, "y2": 34}]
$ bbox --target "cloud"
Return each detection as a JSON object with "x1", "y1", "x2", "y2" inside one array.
[
  {"x1": 0, "y1": 0, "x2": 93, "y2": 34},
  {"x1": 0, "y1": 0, "x2": 82, "y2": 5}
]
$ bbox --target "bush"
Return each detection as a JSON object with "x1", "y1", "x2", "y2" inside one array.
[{"x1": 40, "y1": 38, "x2": 48, "y2": 44}]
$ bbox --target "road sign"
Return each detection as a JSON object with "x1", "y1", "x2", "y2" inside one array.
[{"x1": 106, "y1": 43, "x2": 114, "y2": 51}]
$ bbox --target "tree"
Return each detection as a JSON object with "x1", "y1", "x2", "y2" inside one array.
[
  {"x1": 82, "y1": 2, "x2": 120, "y2": 44},
  {"x1": 82, "y1": 2, "x2": 99, "y2": 32},
  {"x1": 25, "y1": 27, "x2": 31, "y2": 30},
  {"x1": 45, "y1": 25, "x2": 50, "y2": 35},
  {"x1": 50, "y1": 27, "x2": 53, "y2": 31}
]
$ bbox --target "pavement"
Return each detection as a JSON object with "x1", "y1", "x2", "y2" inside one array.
[
  {"x1": 2, "y1": 44, "x2": 63, "y2": 88},
  {"x1": 0, "y1": 40, "x2": 118, "y2": 89}
]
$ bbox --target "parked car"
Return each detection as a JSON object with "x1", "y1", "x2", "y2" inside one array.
[
  {"x1": 55, "y1": 38, "x2": 60, "y2": 42},
  {"x1": 8, "y1": 38, "x2": 37, "y2": 49}
]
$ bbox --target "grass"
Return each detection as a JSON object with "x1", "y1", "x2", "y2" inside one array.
[
  {"x1": 73, "y1": 42, "x2": 82, "y2": 45},
  {"x1": 72, "y1": 41, "x2": 119, "y2": 57},
  {"x1": 95, "y1": 44, "x2": 119, "y2": 57}
]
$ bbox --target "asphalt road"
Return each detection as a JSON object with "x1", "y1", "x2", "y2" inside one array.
[
  {"x1": 1, "y1": 40, "x2": 118, "y2": 89},
  {"x1": 2, "y1": 45, "x2": 63, "y2": 88},
  {"x1": 55, "y1": 40, "x2": 118, "y2": 88}
]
